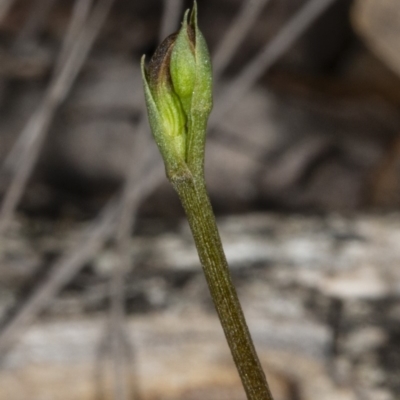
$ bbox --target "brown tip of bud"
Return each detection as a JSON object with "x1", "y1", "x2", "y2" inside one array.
[{"x1": 147, "y1": 33, "x2": 178, "y2": 89}]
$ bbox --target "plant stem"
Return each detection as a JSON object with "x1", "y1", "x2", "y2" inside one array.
[{"x1": 169, "y1": 168, "x2": 274, "y2": 400}]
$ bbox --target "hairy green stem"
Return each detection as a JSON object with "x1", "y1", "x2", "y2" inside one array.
[
  {"x1": 141, "y1": 3, "x2": 274, "y2": 396},
  {"x1": 169, "y1": 168, "x2": 274, "y2": 400}
]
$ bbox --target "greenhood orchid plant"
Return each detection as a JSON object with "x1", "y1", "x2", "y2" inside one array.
[{"x1": 141, "y1": 3, "x2": 274, "y2": 400}]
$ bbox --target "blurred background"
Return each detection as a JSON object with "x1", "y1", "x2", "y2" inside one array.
[{"x1": 0, "y1": 0, "x2": 399, "y2": 399}]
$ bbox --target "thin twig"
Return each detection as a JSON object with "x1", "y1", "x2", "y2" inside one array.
[
  {"x1": 5, "y1": 0, "x2": 113, "y2": 169},
  {"x1": 115, "y1": 122, "x2": 156, "y2": 244},
  {"x1": 95, "y1": 321, "x2": 137, "y2": 400},
  {"x1": 4, "y1": 0, "x2": 94, "y2": 172},
  {"x1": 55, "y1": 0, "x2": 93, "y2": 74},
  {"x1": 110, "y1": 249, "x2": 129, "y2": 400},
  {"x1": 213, "y1": 0, "x2": 271, "y2": 79},
  {"x1": 108, "y1": 128, "x2": 160, "y2": 400},
  {"x1": 109, "y1": 146, "x2": 163, "y2": 400},
  {"x1": 108, "y1": 1, "x2": 183, "y2": 397},
  {"x1": 211, "y1": 0, "x2": 337, "y2": 124},
  {"x1": 0, "y1": 0, "x2": 115, "y2": 234}
]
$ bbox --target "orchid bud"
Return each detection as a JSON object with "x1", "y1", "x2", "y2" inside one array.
[{"x1": 141, "y1": 2, "x2": 213, "y2": 175}]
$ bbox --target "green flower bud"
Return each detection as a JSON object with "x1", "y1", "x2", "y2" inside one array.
[
  {"x1": 141, "y1": 1, "x2": 213, "y2": 176},
  {"x1": 170, "y1": 14, "x2": 196, "y2": 116}
]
